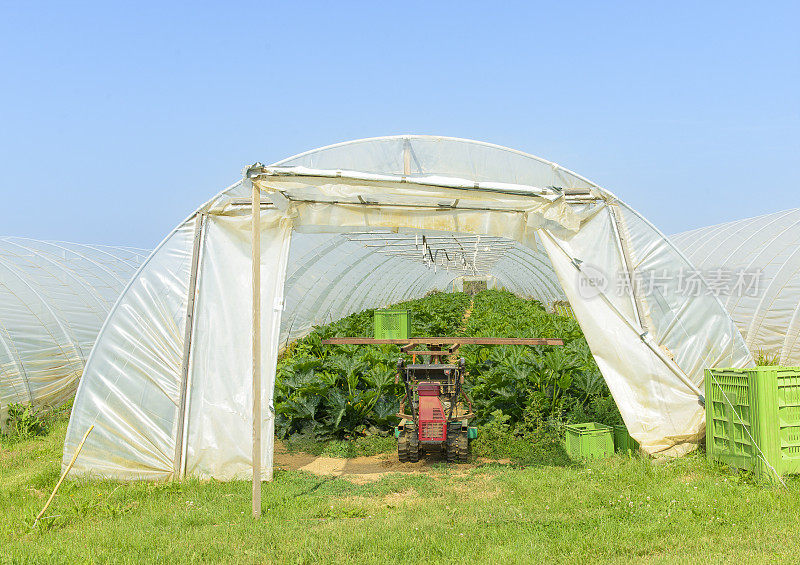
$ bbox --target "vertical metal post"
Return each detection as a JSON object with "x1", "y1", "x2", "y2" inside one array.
[
  {"x1": 251, "y1": 182, "x2": 262, "y2": 518},
  {"x1": 173, "y1": 213, "x2": 205, "y2": 479},
  {"x1": 608, "y1": 204, "x2": 652, "y2": 334}
]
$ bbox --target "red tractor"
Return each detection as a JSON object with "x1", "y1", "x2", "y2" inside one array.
[{"x1": 395, "y1": 356, "x2": 474, "y2": 463}]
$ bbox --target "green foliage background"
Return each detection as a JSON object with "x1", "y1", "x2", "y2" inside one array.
[{"x1": 275, "y1": 290, "x2": 622, "y2": 442}]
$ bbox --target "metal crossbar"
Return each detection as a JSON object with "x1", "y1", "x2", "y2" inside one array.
[{"x1": 321, "y1": 337, "x2": 564, "y2": 345}]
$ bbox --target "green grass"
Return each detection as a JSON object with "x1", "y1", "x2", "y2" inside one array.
[
  {"x1": 754, "y1": 348, "x2": 782, "y2": 366},
  {"x1": 5, "y1": 419, "x2": 800, "y2": 563},
  {"x1": 283, "y1": 434, "x2": 397, "y2": 458}
]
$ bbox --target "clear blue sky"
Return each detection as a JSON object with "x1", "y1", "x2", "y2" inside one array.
[{"x1": 1, "y1": 1, "x2": 798, "y2": 248}]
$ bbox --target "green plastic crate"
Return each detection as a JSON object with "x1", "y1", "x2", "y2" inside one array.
[
  {"x1": 565, "y1": 422, "x2": 614, "y2": 459},
  {"x1": 374, "y1": 309, "x2": 410, "y2": 340},
  {"x1": 705, "y1": 366, "x2": 800, "y2": 482},
  {"x1": 613, "y1": 425, "x2": 639, "y2": 454}
]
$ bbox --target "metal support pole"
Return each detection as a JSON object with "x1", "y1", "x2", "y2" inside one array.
[
  {"x1": 173, "y1": 213, "x2": 205, "y2": 479},
  {"x1": 608, "y1": 204, "x2": 652, "y2": 333},
  {"x1": 251, "y1": 182, "x2": 262, "y2": 518}
]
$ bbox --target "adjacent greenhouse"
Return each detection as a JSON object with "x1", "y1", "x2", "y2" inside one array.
[
  {"x1": 0, "y1": 238, "x2": 148, "y2": 423},
  {"x1": 64, "y1": 135, "x2": 753, "y2": 480},
  {"x1": 671, "y1": 208, "x2": 800, "y2": 365}
]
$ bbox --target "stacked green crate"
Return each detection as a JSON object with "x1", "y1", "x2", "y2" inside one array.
[
  {"x1": 565, "y1": 422, "x2": 614, "y2": 459},
  {"x1": 705, "y1": 366, "x2": 800, "y2": 482},
  {"x1": 613, "y1": 425, "x2": 639, "y2": 454},
  {"x1": 374, "y1": 309, "x2": 411, "y2": 340}
]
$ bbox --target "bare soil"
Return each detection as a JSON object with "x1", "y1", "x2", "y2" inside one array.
[
  {"x1": 273, "y1": 442, "x2": 499, "y2": 484},
  {"x1": 458, "y1": 297, "x2": 474, "y2": 333}
]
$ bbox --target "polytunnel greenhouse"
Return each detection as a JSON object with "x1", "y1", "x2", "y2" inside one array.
[
  {"x1": 0, "y1": 238, "x2": 148, "y2": 425},
  {"x1": 671, "y1": 208, "x2": 800, "y2": 365},
  {"x1": 63, "y1": 135, "x2": 755, "y2": 480}
]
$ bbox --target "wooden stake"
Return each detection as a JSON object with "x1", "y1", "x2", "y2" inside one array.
[
  {"x1": 251, "y1": 181, "x2": 262, "y2": 518},
  {"x1": 34, "y1": 425, "x2": 93, "y2": 527}
]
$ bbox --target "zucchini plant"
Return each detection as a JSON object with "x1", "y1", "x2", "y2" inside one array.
[{"x1": 275, "y1": 289, "x2": 621, "y2": 441}]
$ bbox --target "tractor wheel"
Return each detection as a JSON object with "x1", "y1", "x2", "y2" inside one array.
[
  {"x1": 408, "y1": 424, "x2": 420, "y2": 463},
  {"x1": 398, "y1": 430, "x2": 410, "y2": 462},
  {"x1": 398, "y1": 432, "x2": 409, "y2": 463},
  {"x1": 398, "y1": 425, "x2": 420, "y2": 463},
  {"x1": 446, "y1": 425, "x2": 470, "y2": 463},
  {"x1": 446, "y1": 423, "x2": 462, "y2": 463},
  {"x1": 457, "y1": 429, "x2": 470, "y2": 463}
]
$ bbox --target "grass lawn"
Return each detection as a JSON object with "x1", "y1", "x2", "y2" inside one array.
[{"x1": 3, "y1": 419, "x2": 800, "y2": 564}]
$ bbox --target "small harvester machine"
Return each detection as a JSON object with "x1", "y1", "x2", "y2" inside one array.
[
  {"x1": 395, "y1": 349, "x2": 470, "y2": 463},
  {"x1": 321, "y1": 337, "x2": 563, "y2": 463}
]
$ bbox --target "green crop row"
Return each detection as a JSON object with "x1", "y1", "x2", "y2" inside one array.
[{"x1": 275, "y1": 289, "x2": 621, "y2": 442}]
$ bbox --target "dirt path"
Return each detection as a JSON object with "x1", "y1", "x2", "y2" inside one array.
[
  {"x1": 273, "y1": 442, "x2": 500, "y2": 484},
  {"x1": 459, "y1": 297, "x2": 474, "y2": 334}
]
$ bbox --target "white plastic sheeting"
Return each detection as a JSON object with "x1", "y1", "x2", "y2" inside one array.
[
  {"x1": 64, "y1": 136, "x2": 753, "y2": 480},
  {"x1": 0, "y1": 238, "x2": 148, "y2": 423},
  {"x1": 672, "y1": 209, "x2": 800, "y2": 365}
]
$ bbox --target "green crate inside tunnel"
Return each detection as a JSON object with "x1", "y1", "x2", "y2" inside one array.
[
  {"x1": 565, "y1": 422, "x2": 614, "y2": 459},
  {"x1": 374, "y1": 309, "x2": 411, "y2": 340},
  {"x1": 705, "y1": 366, "x2": 800, "y2": 483},
  {"x1": 613, "y1": 425, "x2": 639, "y2": 454}
]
